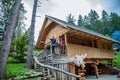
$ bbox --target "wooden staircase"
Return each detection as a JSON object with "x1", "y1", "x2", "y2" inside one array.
[{"x1": 33, "y1": 56, "x2": 81, "y2": 80}]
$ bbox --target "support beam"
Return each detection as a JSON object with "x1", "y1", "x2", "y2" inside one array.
[
  {"x1": 64, "y1": 34, "x2": 68, "y2": 55},
  {"x1": 92, "y1": 64, "x2": 99, "y2": 78}
]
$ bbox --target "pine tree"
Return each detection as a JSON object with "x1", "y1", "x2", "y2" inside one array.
[
  {"x1": 77, "y1": 14, "x2": 83, "y2": 27},
  {"x1": 66, "y1": 13, "x2": 76, "y2": 25}
]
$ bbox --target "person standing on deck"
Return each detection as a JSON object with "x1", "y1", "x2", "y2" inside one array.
[
  {"x1": 60, "y1": 38, "x2": 65, "y2": 54},
  {"x1": 46, "y1": 36, "x2": 56, "y2": 53}
]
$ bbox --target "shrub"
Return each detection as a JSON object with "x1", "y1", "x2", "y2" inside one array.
[{"x1": 113, "y1": 52, "x2": 120, "y2": 68}]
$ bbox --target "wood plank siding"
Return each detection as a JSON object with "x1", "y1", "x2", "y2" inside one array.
[
  {"x1": 67, "y1": 43, "x2": 114, "y2": 59},
  {"x1": 45, "y1": 24, "x2": 68, "y2": 44}
]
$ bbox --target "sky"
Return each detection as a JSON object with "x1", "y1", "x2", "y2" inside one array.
[{"x1": 22, "y1": 0, "x2": 120, "y2": 42}]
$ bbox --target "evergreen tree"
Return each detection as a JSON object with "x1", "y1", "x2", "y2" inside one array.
[
  {"x1": 77, "y1": 14, "x2": 83, "y2": 27},
  {"x1": 83, "y1": 15, "x2": 90, "y2": 28},
  {"x1": 66, "y1": 13, "x2": 76, "y2": 25},
  {"x1": 0, "y1": 0, "x2": 14, "y2": 41},
  {"x1": 65, "y1": 10, "x2": 120, "y2": 37},
  {"x1": 88, "y1": 10, "x2": 100, "y2": 31},
  {"x1": 101, "y1": 10, "x2": 110, "y2": 35},
  {"x1": 109, "y1": 12, "x2": 120, "y2": 34}
]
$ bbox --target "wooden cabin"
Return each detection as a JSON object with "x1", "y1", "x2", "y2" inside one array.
[{"x1": 36, "y1": 15, "x2": 120, "y2": 79}]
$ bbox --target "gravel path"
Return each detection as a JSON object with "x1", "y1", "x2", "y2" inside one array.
[{"x1": 86, "y1": 74, "x2": 120, "y2": 80}]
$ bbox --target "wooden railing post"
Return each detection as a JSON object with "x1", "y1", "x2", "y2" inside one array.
[
  {"x1": 33, "y1": 56, "x2": 80, "y2": 80},
  {"x1": 50, "y1": 44, "x2": 53, "y2": 58}
]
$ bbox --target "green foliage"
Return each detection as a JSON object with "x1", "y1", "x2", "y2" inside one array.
[
  {"x1": 0, "y1": 0, "x2": 27, "y2": 50},
  {"x1": 5, "y1": 63, "x2": 38, "y2": 80},
  {"x1": 5, "y1": 63, "x2": 28, "y2": 78},
  {"x1": 101, "y1": 52, "x2": 120, "y2": 68},
  {"x1": 6, "y1": 57, "x2": 38, "y2": 80},
  {"x1": 86, "y1": 10, "x2": 100, "y2": 32},
  {"x1": 7, "y1": 56, "x2": 19, "y2": 63},
  {"x1": 77, "y1": 14, "x2": 83, "y2": 27},
  {"x1": 66, "y1": 13, "x2": 76, "y2": 25},
  {"x1": 10, "y1": 31, "x2": 29, "y2": 62},
  {"x1": 88, "y1": 10, "x2": 99, "y2": 23},
  {"x1": 0, "y1": 0, "x2": 14, "y2": 42},
  {"x1": 15, "y1": 33, "x2": 28, "y2": 62},
  {"x1": 100, "y1": 10, "x2": 110, "y2": 35},
  {"x1": 23, "y1": 78, "x2": 38, "y2": 80},
  {"x1": 66, "y1": 10, "x2": 120, "y2": 36},
  {"x1": 113, "y1": 52, "x2": 120, "y2": 68},
  {"x1": 101, "y1": 60, "x2": 111, "y2": 65}
]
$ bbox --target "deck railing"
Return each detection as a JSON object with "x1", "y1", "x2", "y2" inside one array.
[
  {"x1": 38, "y1": 44, "x2": 66, "y2": 61},
  {"x1": 33, "y1": 56, "x2": 80, "y2": 80}
]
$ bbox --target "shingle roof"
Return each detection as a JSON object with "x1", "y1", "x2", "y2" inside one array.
[{"x1": 46, "y1": 15, "x2": 120, "y2": 44}]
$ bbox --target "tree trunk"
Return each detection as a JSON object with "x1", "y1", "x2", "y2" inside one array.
[
  {"x1": 0, "y1": 0, "x2": 21, "y2": 79},
  {"x1": 26, "y1": 0, "x2": 38, "y2": 69}
]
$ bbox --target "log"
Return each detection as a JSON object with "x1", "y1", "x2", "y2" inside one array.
[
  {"x1": 92, "y1": 64, "x2": 99, "y2": 78},
  {"x1": 13, "y1": 72, "x2": 42, "y2": 80}
]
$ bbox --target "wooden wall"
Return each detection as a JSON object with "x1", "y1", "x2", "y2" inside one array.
[
  {"x1": 97, "y1": 40, "x2": 113, "y2": 50},
  {"x1": 44, "y1": 19, "x2": 53, "y2": 28},
  {"x1": 69, "y1": 62, "x2": 75, "y2": 76},
  {"x1": 45, "y1": 24, "x2": 68, "y2": 44},
  {"x1": 66, "y1": 43, "x2": 114, "y2": 59}
]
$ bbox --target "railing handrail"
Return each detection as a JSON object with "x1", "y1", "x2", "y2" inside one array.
[{"x1": 33, "y1": 56, "x2": 80, "y2": 78}]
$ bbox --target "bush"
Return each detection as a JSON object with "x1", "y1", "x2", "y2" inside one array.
[
  {"x1": 101, "y1": 60, "x2": 111, "y2": 65},
  {"x1": 113, "y1": 52, "x2": 120, "y2": 68},
  {"x1": 10, "y1": 33, "x2": 28, "y2": 63}
]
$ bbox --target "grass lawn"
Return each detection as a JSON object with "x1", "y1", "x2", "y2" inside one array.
[
  {"x1": 5, "y1": 63, "x2": 27, "y2": 78},
  {"x1": 5, "y1": 57, "x2": 38, "y2": 80}
]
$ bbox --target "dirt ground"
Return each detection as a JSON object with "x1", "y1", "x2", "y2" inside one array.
[{"x1": 86, "y1": 74, "x2": 120, "y2": 80}]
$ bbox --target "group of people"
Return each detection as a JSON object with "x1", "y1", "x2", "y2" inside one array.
[{"x1": 46, "y1": 36, "x2": 65, "y2": 53}]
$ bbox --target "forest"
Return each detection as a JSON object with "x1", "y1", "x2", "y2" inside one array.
[
  {"x1": 66, "y1": 10, "x2": 120, "y2": 40},
  {"x1": 66, "y1": 10, "x2": 120, "y2": 49},
  {"x1": 0, "y1": 0, "x2": 120, "y2": 80}
]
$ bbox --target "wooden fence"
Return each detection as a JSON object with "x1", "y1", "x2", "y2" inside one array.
[{"x1": 33, "y1": 56, "x2": 80, "y2": 80}]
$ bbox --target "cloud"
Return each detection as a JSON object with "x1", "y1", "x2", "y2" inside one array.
[
  {"x1": 22, "y1": 0, "x2": 120, "y2": 42},
  {"x1": 37, "y1": 0, "x2": 57, "y2": 14},
  {"x1": 85, "y1": 0, "x2": 103, "y2": 7}
]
